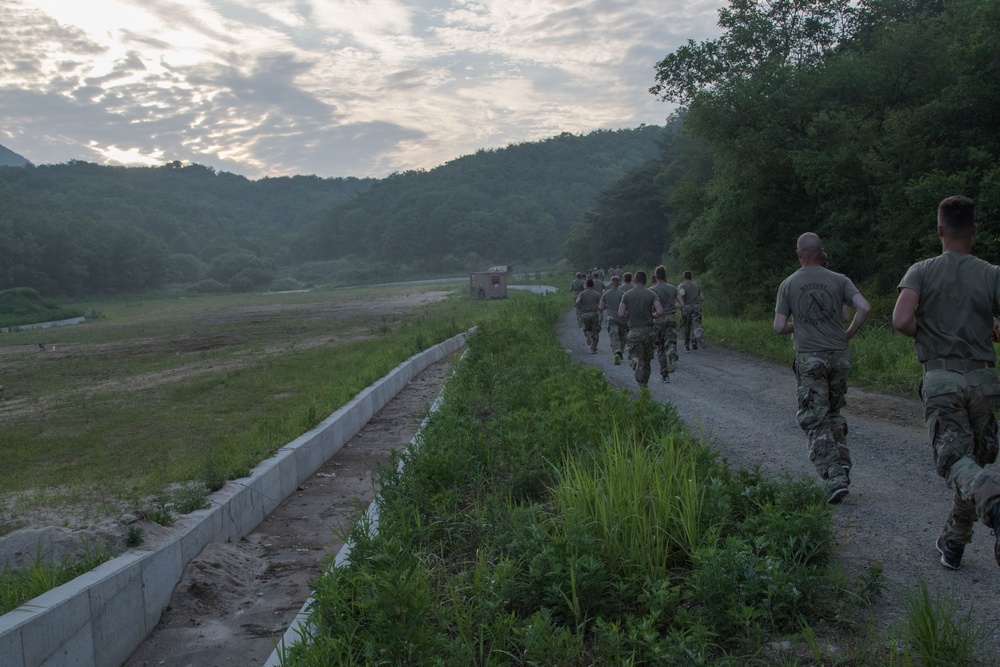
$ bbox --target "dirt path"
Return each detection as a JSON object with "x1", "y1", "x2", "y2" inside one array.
[
  {"x1": 559, "y1": 310, "x2": 1000, "y2": 648},
  {"x1": 123, "y1": 356, "x2": 455, "y2": 667}
]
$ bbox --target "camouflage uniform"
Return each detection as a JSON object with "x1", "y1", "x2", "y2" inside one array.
[
  {"x1": 794, "y1": 350, "x2": 853, "y2": 487},
  {"x1": 900, "y1": 250, "x2": 1000, "y2": 551},
  {"x1": 922, "y1": 367, "x2": 1000, "y2": 546}
]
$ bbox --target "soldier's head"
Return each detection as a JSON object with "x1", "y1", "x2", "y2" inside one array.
[
  {"x1": 795, "y1": 233, "x2": 823, "y2": 264},
  {"x1": 623, "y1": 272, "x2": 633, "y2": 284},
  {"x1": 683, "y1": 270, "x2": 692, "y2": 280},
  {"x1": 575, "y1": 272, "x2": 583, "y2": 279},
  {"x1": 586, "y1": 278, "x2": 594, "y2": 288},
  {"x1": 938, "y1": 195, "x2": 976, "y2": 240},
  {"x1": 634, "y1": 271, "x2": 647, "y2": 286},
  {"x1": 610, "y1": 275, "x2": 620, "y2": 287},
  {"x1": 655, "y1": 265, "x2": 666, "y2": 282}
]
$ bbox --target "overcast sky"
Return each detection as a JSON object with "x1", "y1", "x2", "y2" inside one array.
[{"x1": 0, "y1": 0, "x2": 722, "y2": 179}]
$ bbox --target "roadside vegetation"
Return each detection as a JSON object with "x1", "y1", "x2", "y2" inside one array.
[{"x1": 282, "y1": 296, "x2": 975, "y2": 666}]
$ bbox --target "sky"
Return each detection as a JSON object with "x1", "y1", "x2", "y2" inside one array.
[{"x1": 0, "y1": 0, "x2": 723, "y2": 180}]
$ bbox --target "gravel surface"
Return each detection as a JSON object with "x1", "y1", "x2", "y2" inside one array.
[{"x1": 558, "y1": 309, "x2": 1000, "y2": 649}]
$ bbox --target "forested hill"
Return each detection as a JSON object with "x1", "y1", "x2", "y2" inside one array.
[
  {"x1": 0, "y1": 162, "x2": 375, "y2": 295},
  {"x1": 0, "y1": 126, "x2": 663, "y2": 297},
  {"x1": 0, "y1": 144, "x2": 31, "y2": 168},
  {"x1": 294, "y1": 126, "x2": 666, "y2": 272}
]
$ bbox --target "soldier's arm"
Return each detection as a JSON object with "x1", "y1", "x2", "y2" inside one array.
[
  {"x1": 773, "y1": 312, "x2": 794, "y2": 335},
  {"x1": 845, "y1": 293, "x2": 871, "y2": 340},
  {"x1": 892, "y1": 288, "x2": 919, "y2": 338},
  {"x1": 617, "y1": 301, "x2": 627, "y2": 318},
  {"x1": 653, "y1": 298, "x2": 664, "y2": 317}
]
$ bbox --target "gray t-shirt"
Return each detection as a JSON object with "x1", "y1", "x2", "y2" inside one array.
[
  {"x1": 621, "y1": 286, "x2": 659, "y2": 329},
  {"x1": 601, "y1": 286, "x2": 625, "y2": 316},
  {"x1": 775, "y1": 266, "x2": 860, "y2": 353},
  {"x1": 680, "y1": 280, "x2": 702, "y2": 306},
  {"x1": 898, "y1": 251, "x2": 1000, "y2": 362},
  {"x1": 650, "y1": 282, "x2": 679, "y2": 317},
  {"x1": 577, "y1": 288, "x2": 601, "y2": 313}
]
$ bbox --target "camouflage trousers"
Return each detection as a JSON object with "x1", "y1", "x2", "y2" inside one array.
[
  {"x1": 682, "y1": 304, "x2": 703, "y2": 347},
  {"x1": 922, "y1": 367, "x2": 1000, "y2": 546},
  {"x1": 606, "y1": 315, "x2": 627, "y2": 357},
  {"x1": 653, "y1": 316, "x2": 678, "y2": 377},
  {"x1": 794, "y1": 350, "x2": 852, "y2": 492},
  {"x1": 626, "y1": 326, "x2": 656, "y2": 386},
  {"x1": 579, "y1": 311, "x2": 600, "y2": 352}
]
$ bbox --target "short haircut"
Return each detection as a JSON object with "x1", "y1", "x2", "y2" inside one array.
[
  {"x1": 683, "y1": 270, "x2": 692, "y2": 280},
  {"x1": 655, "y1": 265, "x2": 666, "y2": 281},
  {"x1": 586, "y1": 278, "x2": 594, "y2": 288},
  {"x1": 610, "y1": 275, "x2": 620, "y2": 285},
  {"x1": 938, "y1": 195, "x2": 976, "y2": 239},
  {"x1": 623, "y1": 272, "x2": 633, "y2": 283},
  {"x1": 634, "y1": 270, "x2": 647, "y2": 285}
]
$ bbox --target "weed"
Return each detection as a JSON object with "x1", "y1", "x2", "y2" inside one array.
[
  {"x1": 125, "y1": 524, "x2": 145, "y2": 548},
  {"x1": 904, "y1": 579, "x2": 985, "y2": 666}
]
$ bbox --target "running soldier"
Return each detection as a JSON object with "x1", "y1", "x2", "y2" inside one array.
[
  {"x1": 576, "y1": 278, "x2": 602, "y2": 354},
  {"x1": 774, "y1": 232, "x2": 871, "y2": 504},
  {"x1": 893, "y1": 195, "x2": 1000, "y2": 570},
  {"x1": 600, "y1": 275, "x2": 626, "y2": 365},
  {"x1": 618, "y1": 271, "x2": 664, "y2": 387},
  {"x1": 650, "y1": 265, "x2": 682, "y2": 383}
]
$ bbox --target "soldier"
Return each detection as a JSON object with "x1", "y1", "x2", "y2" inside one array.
[
  {"x1": 570, "y1": 272, "x2": 585, "y2": 296},
  {"x1": 621, "y1": 271, "x2": 634, "y2": 293},
  {"x1": 600, "y1": 275, "x2": 626, "y2": 365},
  {"x1": 618, "y1": 271, "x2": 663, "y2": 387},
  {"x1": 678, "y1": 271, "x2": 705, "y2": 350},
  {"x1": 774, "y1": 232, "x2": 871, "y2": 504},
  {"x1": 650, "y1": 265, "x2": 682, "y2": 383},
  {"x1": 893, "y1": 195, "x2": 1000, "y2": 570},
  {"x1": 575, "y1": 278, "x2": 602, "y2": 354}
]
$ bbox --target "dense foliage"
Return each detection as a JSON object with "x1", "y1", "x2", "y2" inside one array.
[
  {"x1": 284, "y1": 298, "x2": 867, "y2": 665},
  {"x1": 572, "y1": 0, "x2": 1000, "y2": 315}
]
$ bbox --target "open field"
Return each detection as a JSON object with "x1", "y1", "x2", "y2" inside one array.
[{"x1": 0, "y1": 282, "x2": 487, "y2": 535}]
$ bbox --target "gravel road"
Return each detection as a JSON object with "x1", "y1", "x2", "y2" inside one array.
[{"x1": 558, "y1": 309, "x2": 1000, "y2": 649}]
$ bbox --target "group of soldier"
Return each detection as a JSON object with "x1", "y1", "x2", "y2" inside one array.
[
  {"x1": 571, "y1": 266, "x2": 704, "y2": 386},
  {"x1": 571, "y1": 195, "x2": 1000, "y2": 573}
]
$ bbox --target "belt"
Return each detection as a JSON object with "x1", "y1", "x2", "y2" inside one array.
[{"x1": 923, "y1": 359, "x2": 996, "y2": 372}]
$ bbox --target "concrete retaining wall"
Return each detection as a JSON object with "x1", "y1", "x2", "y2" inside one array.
[{"x1": 0, "y1": 331, "x2": 469, "y2": 667}]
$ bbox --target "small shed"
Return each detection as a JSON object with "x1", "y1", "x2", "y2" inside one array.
[{"x1": 470, "y1": 271, "x2": 508, "y2": 299}]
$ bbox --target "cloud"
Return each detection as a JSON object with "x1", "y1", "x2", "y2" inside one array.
[{"x1": 1, "y1": 0, "x2": 723, "y2": 178}]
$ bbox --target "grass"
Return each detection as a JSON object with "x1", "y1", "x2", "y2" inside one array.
[
  {"x1": 0, "y1": 282, "x2": 490, "y2": 530},
  {"x1": 281, "y1": 297, "x2": 881, "y2": 665}
]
